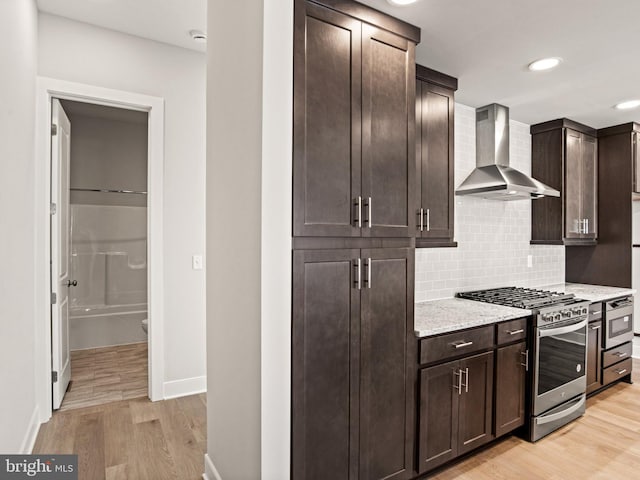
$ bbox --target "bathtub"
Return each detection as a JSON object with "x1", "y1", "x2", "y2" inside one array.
[{"x1": 69, "y1": 303, "x2": 148, "y2": 350}]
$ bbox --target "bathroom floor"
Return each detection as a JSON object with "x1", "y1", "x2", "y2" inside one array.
[{"x1": 59, "y1": 342, "x2": 148, "y2": 411}]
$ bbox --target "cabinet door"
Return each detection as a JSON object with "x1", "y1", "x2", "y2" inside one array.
[
  {"x1": 458, "y1": 351, "x2": 494, "y2": 455},
  {"x1": 417, "y1": 82, "x2": 454, "y2": 241},
  {"x1": 361, "y1": 24, "x2": 415, "y2": 238},
  {"x1": 564, "y1": 129, "x2": 582, "y2": 239},
  {"x1": 581, "y1": 134, "x2": 597, "y2": 239},
  {"x1": 418, "y1": 359, "x2": 459, "y2": 474},
  {"x1": 292, "y1": 249, "x2": 360, "y2": 480},
  {"x1": 495, "y1": 343, "x2": 526, "y2": 437},
  {"x1": 360, "y1": 248, "x2": 414, "y2": 480},
  {"x1": 293, "y1": 2, "x2": 362, "y2": 237},
  {"x1": 586, "y1": 320, "x2": 602, "y2": 394}
]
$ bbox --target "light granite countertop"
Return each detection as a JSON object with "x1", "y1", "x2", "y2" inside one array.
[
  {"x1": 541, "y1": 283, "x2": 636, "y2": 303},
  {"x1": 414, "y1": 298, "x2": 531, "y2": 338}
]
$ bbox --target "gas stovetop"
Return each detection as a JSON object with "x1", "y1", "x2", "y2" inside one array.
[{"x1": 457, "y1": 287, "x2": 590, "y2": 325}]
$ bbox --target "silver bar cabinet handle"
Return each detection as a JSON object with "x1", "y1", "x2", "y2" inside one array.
[
  {"x1": 354, "y1": 258, "x2": 361, "y2": 290},
  {"x1": 615, "y1": 368, "x2": 628, "y2": 376},
  {"x1": 419, "y1": 208, "x2": 424, "y2": 231},
  {"x1": 615, "y1": 352, "x2": 628, "y2": 358},
  {"x1": 453, "y1": 340, "x2": 473, "y2": 349},
  {"x1": 463, "y1": 367, "x2": 469, "y2": 393},
  {"x1": 355, "y1": 196, "x2": 362, "y2": 228},
  {"x1": 590, "y1": 324, "x2": 601, "y2": 330},
  {"x1": 367, "y1": 258, "x2": 372, "y2": 289},
  {"x1": 520, "y1": 349, "x2": 529, "y2": 371},
  {"x1": 507, "y1": 329, "x2": 524, "y2": 335},
  {"x1": 368, "y1": 197, "x2": 372, "y2": 228},
  {"x1": 453, "y1": 369, "x2": 462, "y2": 395},
  {"x1": 585, "y1": 218, "x2": 589, "y2": 234},
  {"x1": 426, "y1": 208, "x2": 430, "y2": 231}
]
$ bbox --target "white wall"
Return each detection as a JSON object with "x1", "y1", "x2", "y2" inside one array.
[
  {"x1": 206, "y1": 1, "x2": 264, "y2": 478},
  {"x1": 38, "y1": 14, "x2": 206, "y2": 391},
  {"x1": 415, "y1": 103, "x2": 565, "y2": 302},
  {"x1": 0, "y1": 0, "x2": 40, "y2": 453}
]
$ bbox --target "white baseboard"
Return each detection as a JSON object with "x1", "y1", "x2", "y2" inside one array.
[
  {"x1": 203, "y1": 453, "x2": 222, "y2": 480},
  {"x1": 21, "y1": 405, "x2": 41, "y2": 454},
  {"x1": 163, "y1": 375, "x2": 206, "y2": 399}
]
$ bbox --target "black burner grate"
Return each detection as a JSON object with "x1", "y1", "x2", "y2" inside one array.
[{"x1": 457, "y1": 287, "x2": 575, "y2": 310}]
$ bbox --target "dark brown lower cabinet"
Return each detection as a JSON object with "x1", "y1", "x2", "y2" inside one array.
[
  {"x1": 418, "y1": 351, "x2": 494, "y2": 474},
  {"x1": 494, "y1": 342, "x2": 526, "y2": 437},
  {"x1": 586, "y1": 320, "x2": 602, "y2": 394},
  {"x1": 292, "y1": 248, "x2": 415, "y2": 480}
]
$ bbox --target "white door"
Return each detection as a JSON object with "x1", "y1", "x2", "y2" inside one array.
[{"x1": 51, "y1": 99, "x2": 72, "y2": 409}]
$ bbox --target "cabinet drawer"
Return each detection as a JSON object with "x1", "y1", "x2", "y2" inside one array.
[
  {"x1": 602, "y1": 341, "x2": 633, "y2": 369},
  {"x1": 588, "y1": 302, "x2": 602, "y2": 321},
  {"x1": 602, "y1": 357, "x2": 632, "y2": 386},
  {"x1": 420, "y1": 325, "x2": 494, "y2": 365},
  {"x1": 496, "y1": 318, "x2": 527, "y2": 345}
]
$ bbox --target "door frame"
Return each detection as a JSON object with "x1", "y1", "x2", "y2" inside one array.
[{"x1": 35, "y1": 77, "x2": 165, "y2": 422}]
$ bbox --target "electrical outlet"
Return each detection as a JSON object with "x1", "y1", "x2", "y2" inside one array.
[{"x1": 192, "y1": 255, "x2": 204, "y2": 270}]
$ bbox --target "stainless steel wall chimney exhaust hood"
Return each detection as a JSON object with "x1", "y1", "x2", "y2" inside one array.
[{"x1": 455, "y1": 103, "x2": 560, "y2": 200}]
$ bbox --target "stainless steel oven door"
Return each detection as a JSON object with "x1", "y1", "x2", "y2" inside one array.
[
  {"x1": 604, "y1": 297, "x2": 634, "y2": 349},
  {"x1": 533, "y1": 317, "x2": 587, "y2": 416}
]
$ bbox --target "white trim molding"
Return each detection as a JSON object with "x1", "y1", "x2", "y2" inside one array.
[
  {"x1": 203, "y1": 454, "x2": 223, "y2": 480},
  {"x1": 21, "y1": 406, "x2": 41, "y2": 454},
  {"x1": 163, "y1": 376, "x2": 207, "y2": 400},
  {"x1": 35, "y1": 77, "x2": 166, "y2": 423}
]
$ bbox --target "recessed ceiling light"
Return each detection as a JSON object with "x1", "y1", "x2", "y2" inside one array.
[
  {"x1": 528, "y1": 57, "x2": 562, "y2": 72},
  {"x1": 615, "y1": 100, "x2": 640, "y2": 110},
  {"x1": 189, "y1": 30, "x2": 207, "y2": 43},
  {"x1": 387, "y1": 0, "x2": 418, "y2": 5}
]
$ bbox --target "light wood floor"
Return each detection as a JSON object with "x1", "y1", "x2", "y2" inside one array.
[
  {"x1": 60, "y1": 343, "x2": 148, "y2": 411},
  {"x1": 431, "y1": 358, "x2": 640, "y2": 479},
  {"x1": 34, "y1": 360, "x2": 640, "y2": 480},
  {"x1": 33, "y1": 394, "x2": 207, "y2": 480}
]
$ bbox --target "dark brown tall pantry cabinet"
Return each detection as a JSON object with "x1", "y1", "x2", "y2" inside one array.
[{"x1": 291, "y1": 1, "x2": 420, "y2": 479}]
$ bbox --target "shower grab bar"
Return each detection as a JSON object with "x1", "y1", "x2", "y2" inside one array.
[{"x1": 71, "y1": 187, "x2": 147, "y2": 195}]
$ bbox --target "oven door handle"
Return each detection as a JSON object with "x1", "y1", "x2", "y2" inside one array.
[
  {"x1": 535, "y1": 395, "x2": 586, "y2": 425},
  {"x1": 538, "y1": 318, "x2": 587, "y2": 338}
]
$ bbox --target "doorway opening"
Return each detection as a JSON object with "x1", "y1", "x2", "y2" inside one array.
[
  {"x1": 52, "y1": 99, "x2": 150, "y2": 411},
  {"x1": 36, "y1": 78, "x2": 165, "y2": 423}
]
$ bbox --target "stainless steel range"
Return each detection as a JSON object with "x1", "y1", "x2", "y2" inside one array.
[{"x1": 457, "y1": 287, "x2": 590, "y2": 441}]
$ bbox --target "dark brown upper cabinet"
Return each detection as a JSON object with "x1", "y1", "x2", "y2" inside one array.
[
  {"x1": 530, "y1": 119, "x2": 598, "y2": 246},
  {"x1": 566, "y1": 122, "x2": 640, "y2": 287},
  {"x1": 415, "y1": 65, "x2": 457, "y2": 248},
  {"x1": 292, "y1": 248, "x2": 415, "y2": 480},
  {"x1": 293, "y1": 0, "x2": 419, "y2": 239}
]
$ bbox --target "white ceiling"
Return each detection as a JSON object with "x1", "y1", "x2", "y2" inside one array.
[
  {"x1": 37, "y1": 0, "x2": 640, "y2": 128},
  {"x1": 361, "y1": 0, "x2": 640, "y2": 128},
  {"x1": 36, "y1": 0, "x2": 206, "y2": 53}
]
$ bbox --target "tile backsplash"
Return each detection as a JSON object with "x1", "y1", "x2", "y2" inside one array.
[{"x1": 415, "y1": 103, "x2": 565, "y2": 302}]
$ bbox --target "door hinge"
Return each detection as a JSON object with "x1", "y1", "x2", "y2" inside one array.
[
  {"x1": 52, "y1": 371, "x2": 58, "y2": 383},
  {"x1": 50, "y1": 202, "x2": 57, "y2": 215},
  {"x1": 51, "y1": 292, "x2": 57, "y2": 304},
  {"x1": 51, "y1": 124, "x2": 58, "y2": 136}
]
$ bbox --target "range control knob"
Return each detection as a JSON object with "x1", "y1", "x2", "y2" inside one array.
[
  {"x1": 554, "y1": 314, "x2": 561, "y2": 322},
  {"x1": 581, "y1": 307, "x2": 588, "y2": 315},
  {"x1": 562, "y1": 311, "x2": 572, "y2": 319}
]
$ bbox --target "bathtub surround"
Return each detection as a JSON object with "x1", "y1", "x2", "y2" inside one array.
[
  {"x1": 67, "y1": 104, "x2": 149, "y2": 350},
  {"x1": 415, "y1": 104, "x2": 565, "y2": 302}
]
